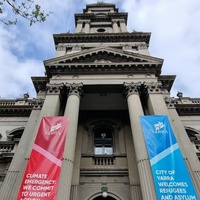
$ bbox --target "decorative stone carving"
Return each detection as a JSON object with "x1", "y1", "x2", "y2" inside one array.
[
  {"x1": 119, "y1": 19, "x2": 126, "y2": 24},
  {"x1": 144, "y1": 82, "x2": 162, "y2": 93},
  {"x1": 66, "y1": 83, "x2": 84, "y2": 98},
  {"x1": 177, "y1": 91, "x2": 183, "y2": 98},
  {"x1": 23, "y1": 93, "x2": 29, "y2": 99},
  {"x1": 72, "y1": 45, "x2": 82, "y2": 51},
  {"x1": 123, "y1": 82, "x2": 141, "y2": 98},
  {"x1": 56, "y1": 45, "x2": 66, "y2": 51},
  {"x1": 112, "y1": 19, "x2": 118, "y2": 23},
  {"x1": 32, "y1": 98, "x2": 45, "y2": 109},
  {"x1": 84, "y1": 20, "x2": 90, "y2": 25},
  {"x1": 46, "y1": 83, "x2": 64, "y2": 94},
  {"x1": 94, "y1": 59, "x2": 112, "y2": 63},
  {"x1": 138, "y1": 43, "x2": 148, "y2": 49},
  {"x1": 164, "y1": 97, "x2": 176, "y2": 108},
  {"x1": 122, "y1": 44, "x2": 133, "y2": 51}
]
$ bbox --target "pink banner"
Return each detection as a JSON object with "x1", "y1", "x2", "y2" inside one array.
[{"x1": 17, "y1": 116, "x2": 69, "y2": 200}]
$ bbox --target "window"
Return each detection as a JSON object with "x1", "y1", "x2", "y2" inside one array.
[
  {"x1": 97, "y1": 28, "x2": 106, "y2": 33},
  {"x1": 185, "y1": 127, "x2": 200, "y2": 161},
  {"x1": 94, "y1": 126, "x2": 113, "y2": 155}
]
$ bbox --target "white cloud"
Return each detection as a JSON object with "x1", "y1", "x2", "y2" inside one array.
[
  {"x1": 0, "y1": 0, "x2": 200, "y2": 98},
  {"x1": 122, "y1": 0, "x2": 200, "y2": 97},
  {"x1": 0, "y1": 27, "x2": 43, "y2": 98}
]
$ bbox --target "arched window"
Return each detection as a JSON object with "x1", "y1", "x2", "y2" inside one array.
[
  {"x1": 94, "y1": 126, "x2": 113, "y2": 155},
  {"x1": 6, "y1": 127, "x2": 24, "y2": 141},
  {"x1": 185, "y1": 127, "x2": 200, "y2": 160}
]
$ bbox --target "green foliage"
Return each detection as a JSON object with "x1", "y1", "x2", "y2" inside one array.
[{"x1": 0, "y1": 0, "x2": 50, "y2": 25}]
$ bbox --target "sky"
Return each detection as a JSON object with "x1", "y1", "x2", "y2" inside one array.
[{"x1": 0, "y1": 0, "x2": 200, "y2": 99}]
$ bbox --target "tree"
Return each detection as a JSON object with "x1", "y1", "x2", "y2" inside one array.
[{"x1": 0, "y1": 0, "x2": 50, "y2": 25}]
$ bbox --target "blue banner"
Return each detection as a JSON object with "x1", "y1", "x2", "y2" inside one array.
[{"x1": 140, "y1": 115, "x2": 198, "y2": 200}]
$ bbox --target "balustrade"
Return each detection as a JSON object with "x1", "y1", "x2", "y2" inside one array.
[
  {"x1": 192, "y1": 99, "x2": 200, "y2": 104},
  {"x1": 93, "y1": 156, "x2": 114, "y2": 166},
  {"x1": 0, "y1": 144, "x2": 14, "y2": 153}
]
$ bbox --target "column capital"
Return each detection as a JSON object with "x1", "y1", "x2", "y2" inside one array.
[
  {"x1": 123, "y1": 82, "x2": 141, "y2": 98},
  {"x1": 46, "y1": 83, "x2": 64, "y2": 94},
  {"x1": 77, "y1": 20, "x2": 84, "y2": 24},
  {"x1": 112, "y1": 19, "x2": 118, "y2": 23},
  {"x1": 144, "y1": 81, "x2": 162, "y2": 94},
  {"x1": 32, "y1": 98, "x2": 44, "y2": 110},
  {"x1": 66, "y1": 83, "x2": 84, "y2": 98},
  {"x1": 84, "y1": 20, "x2": 91, "y2": 24},
  {"x1": 119, "y1": 19, "x2": 126, "y2": 23},
  {"x1": 164, "y1": 97, "x2": 176, "y2": 109}
]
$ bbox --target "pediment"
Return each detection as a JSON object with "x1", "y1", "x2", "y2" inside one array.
[
  {"x1": 44, "y1": 47, "x2": 163, "y2": 66},
  {"x1": 44, "y1": 47, "x2": 163, "y2": 77}
]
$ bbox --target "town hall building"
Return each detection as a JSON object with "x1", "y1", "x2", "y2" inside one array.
[{"x1": 0, "y1": 2, "x2": 200, "y2": 200}]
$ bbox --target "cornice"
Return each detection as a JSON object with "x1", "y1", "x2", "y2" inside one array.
[
  {"x1": 85, "y1": 3, "x2": 116, "y2": 7},
  {"x1": 0, "y1": 98, "x2": 44, "y2": 116},
  {"x1": 175, "y1": 98, "x2": 200, "y2": 116},
  {"x1": 45, "y1": 46, "x2": 162, "y2": 64},
  {"x1": 75, "y1": 13, "x2": 128, "y2": 25},
  {"x1": 84, "y1": 3, "x2": 118, "y2": 12},
  {"x1": 45, "y1": 62, "x2": 162, "y2": 78},
  {"x1": 158, "y1": 75, "x2": 176, "y2": 92},
  {"x1": 0, "y1": 104, "x2": 33, "y2": 117},
  {"x1": 175, "y1": 104, "x2": 200, "y2": 116},
  {"x1": 31, "y1": 76, "x2": 49, "y2": 93},
  {"x1": 53, "y1": 32, "x2": 151, "y2": 46}
]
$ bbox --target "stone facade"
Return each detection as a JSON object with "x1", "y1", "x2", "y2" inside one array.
[{"x1": 0, "y1": 2, "x2": 200, "y2": 200}]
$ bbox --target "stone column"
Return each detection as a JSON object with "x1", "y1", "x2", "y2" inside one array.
[
  {"x1": 35, "y1": 82, "x2": 63, "y2": 118},
  {"x1": 70, "y1": 125, "x2": 83, "y2": 199},
  {"x1": 84, "y1": 20, "x2": 90, "y2": 33},
  {"x1": 145, "y1": 82, "x2": 169, "y2": 115},
  {"x1": 165, "y1": 98, "x2": 200, "y2": 198},
  {"x1": 0, "y1": 83, "x2": 63, "y2": 200},
  {"x1": 124, "y1": 124, "x2": 142, "y2": 200},
  {"x1": 70, "y1": 185, "x2": 78, "y2": 200},
  {"x1": 124, "y1": 82, "x2": 156, "y2": 200},
  {"x1": 57, "y1": 83, "x2": 83, "y2": 200},
  {"x1": 146, "y1": 83, "x2": 200, "y2": 198},
  {"x1": 112, "y1": 19, "x2": 119, "y2": 33},
  {"x1": 75, "y1": 20, "x2": 83, "y2": 33},
  {"x1": 119, "y1": 19, "x2": 127, "y2": 32}
]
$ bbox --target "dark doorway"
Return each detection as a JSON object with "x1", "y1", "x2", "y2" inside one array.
[{"x1": 93, "y1": 196, "x2": 116, "y2": 200}]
